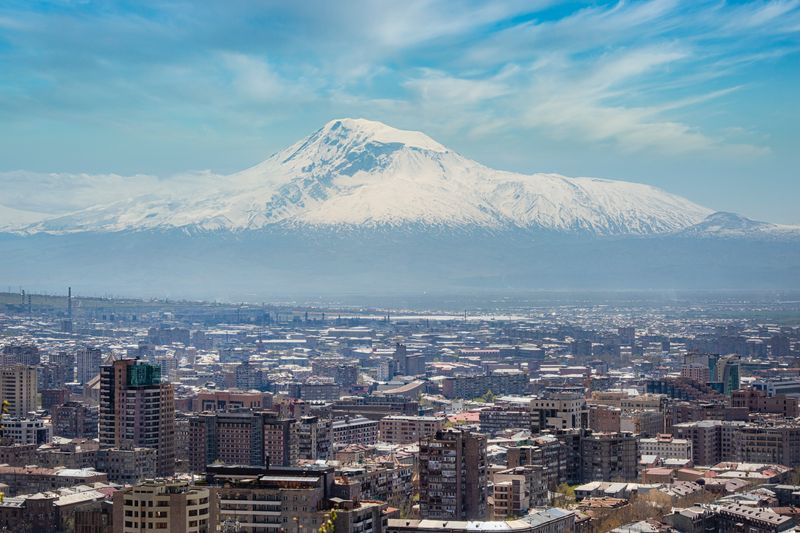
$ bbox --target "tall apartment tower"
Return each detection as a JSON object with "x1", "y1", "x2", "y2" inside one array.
[
  {"x1": 99, "y1": 359, "x2": 176, "y2": 476},
  {"x1": 393, "y1": 343, "x2": 408, "y2": 376},
  {"x1": 0, "y1": 364, "x2": 38, "y2": 418},
  {"x1": 77, "y1": 346, "x2": 102, "y2": 385},
  {"x1": 579, "y1": 432, "x2": 639, "y2": 482},
  {"x1": 419, "y1": 428, "x2": 488, "y2": 520}
]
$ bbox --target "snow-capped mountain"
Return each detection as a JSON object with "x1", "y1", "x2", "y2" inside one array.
[
  {"x1": 3, "y1": 118, "x2": 799, "y2": 297},
  {"x1": 18, "y1": 118, "x2": 715, "y2": 236}
]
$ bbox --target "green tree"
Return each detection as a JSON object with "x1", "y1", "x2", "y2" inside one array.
[{"x1": 553, "y1": 483, "x2": 576, "y2": 507}]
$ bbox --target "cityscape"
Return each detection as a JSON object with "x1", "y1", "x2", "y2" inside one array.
[
  {"x1": 0, "y1": 290, "x2": 800, "y2": 532},
  {"x1": 1, "y1": 1, "x2": 799, "y2": 533}
]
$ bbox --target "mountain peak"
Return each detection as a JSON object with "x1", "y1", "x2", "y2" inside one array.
[{"x1": 318, "y1": 118, "x2": 448, "y2": 153}]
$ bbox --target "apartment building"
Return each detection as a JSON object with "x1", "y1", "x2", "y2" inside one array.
[
  {"x1": 99, "y1": 359, "x2": 176, "y2": 476},
  {"x1": 112, "y1": 480, "x2": 210, "y2": 533},
  {"x1": 332, "y1": 416, "x2": 379, "y2": 448},
  {"x1": 379, "y1": 415, "x2": 445, "y2": 444},
  {"x1": 638, "y1": 434, "x2": 693, "y2": 460},
  {"x1": 188, "y1": 411, "x2": 299, "y2": 472},
  {"x1": 579, "y1": 432, "x2": 638, "y2": 482},
  {"x1": 419, "y1": 428, "x2": 488, "y2": 520},
  {"x1": 0, "y1": 364, "x2": 37, "y2": 418}
]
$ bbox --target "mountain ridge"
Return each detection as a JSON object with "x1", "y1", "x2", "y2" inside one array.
[{"x1": 9, "y1": 118, "x2": 723, "y2": 236}]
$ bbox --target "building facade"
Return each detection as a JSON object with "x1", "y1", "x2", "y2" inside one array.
[
  {"x1": 379, "y1": 415, "x2": 445, "y2": 444},
  {"x1": 112, "y1": 480, "x2": 210, "y2": 533},
  {"x1": 0, "y1": 364, "x2": 37, "y2": 418},
  {"x1": 419, "y1": 428, "x2": 488, "y2": 520},
  {"x1": 99, "y1": 359, "x2": 176, "y2": 476}
]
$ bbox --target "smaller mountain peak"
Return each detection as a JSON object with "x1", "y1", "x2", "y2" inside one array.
[
  {"x1": 320, "y1": 118, "x2": 447, "y2": 153},
  {"x1": 702, "y1": 211, "x2": 763, "y2": 228}
]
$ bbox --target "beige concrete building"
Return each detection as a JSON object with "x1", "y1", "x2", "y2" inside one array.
[
  {"x1": 0, "y1": 364, "x2": 37, "y2": 418},
  {"x1": 590, "y1": 392, "x2": 665, "y2": 411},
  {"x1": 639, "y1": 434, "x2": 693, "y2": 460},
  {"x1": 0, "y1": 465, "x2": 107, "y2": 496},
  {"x1": 379, "y1": 415, "x2": 445, "y2": 444},
  {"x1": 620, "y1": 409, "x2": 664, "y2": 437},
  {"x1": 113, "y1": 480, "x2": 210, "y2": 533}
]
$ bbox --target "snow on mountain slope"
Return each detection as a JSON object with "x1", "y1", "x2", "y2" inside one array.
[
  {"x1": 680, "y1": 211, "x2": 800, "y2": 239},
  {"x1": 0, "y1": 203, "x2": 49, "y2": 229},
  {"x1": 20, "y1": 118, "x2": 714, "y2": 235}
]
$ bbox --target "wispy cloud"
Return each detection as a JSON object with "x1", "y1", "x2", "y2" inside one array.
[{"x1": 0, "y1": 0, "x2": 796, "y2": 168}]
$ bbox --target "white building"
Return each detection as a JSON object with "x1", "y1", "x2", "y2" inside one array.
[
  {"x1": 638, "y1": 434, "x2": 693, "y2": 460},
  {"x1": 2, "y1": 417, "x2": 52, "y2": 445}
]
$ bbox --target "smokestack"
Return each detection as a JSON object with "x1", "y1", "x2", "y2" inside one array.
[{"x1": 68, "y1": 287, "x2": 72, "y2": 319}]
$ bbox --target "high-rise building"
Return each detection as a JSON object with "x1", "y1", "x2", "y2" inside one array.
[
  {"x1": 312, "y1": 359, "x2": 360, "y2": 392},
  {"x1": 681, "y1": 364, "x2": 710, "y2": 384},
  {"x1": 298, "y1": 415, "x2": 332, "y2": 460},
  {"x1": 579, "y1": 432, "x2": 638, "y2": 482},
  {"x1": 528, "y1": 392, "x2": 588, "y2": 431},
  {"x1": 618, "y1": 326, "x2": 636, "y2": 345},
  {"x1": 506, "y1": 435, "x2": 567, "y2": 489},
  {"x1": 0, "y1": 364, "x2": 38, "y2": 418},
  {"x1": 715, "y1": 355, "x2": 741, "y2": 395},
  {"x1": 263, "y1": 413, "x2": 299, "y2": 466},
  {"x1": 235, "y1": 359, "x2": 263, "y2": 390},
  {"x1": 52, "y1": 400, "x2": 99, "y2": 439},
  {"x1": 188, "y1": 411, "x2": 299, "y2": 473},
  {"x1": 672, "y1": 420, "x2": 744, "y2": 466},
  {"x1": 99, "y1": 359, "x2": 176, "y2": 476},
  {"x1": 419, "y1": 428, "x2": 488, "y2": 520},
  {"x1": 77, "y1": 346, "x2": 102, "y2": 385},
  {"x1": 393, "y1": 343, "x2": 408, "y2": 376},
  {"x1": 40, "y1": 351, "x2": 75, "y2": 389}
]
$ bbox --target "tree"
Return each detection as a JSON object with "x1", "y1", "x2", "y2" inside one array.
[
  {"x1": 592, "y1": 491, "x2": 673, "y2": 532},
  {"x1": 553, "y1": 483, "x2": 576, "y2": 507},
  {"x1": 474, "y1": 390, "x2": 496, "y2": 403}
]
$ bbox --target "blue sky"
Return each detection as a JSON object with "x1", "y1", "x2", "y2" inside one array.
[{"x1": 0, "y1": 0, "x2": 799, "y2": 223}]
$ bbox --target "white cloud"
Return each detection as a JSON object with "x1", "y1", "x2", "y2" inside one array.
[
  {"x1": 404, "y1": 69, "x2": 512, "y2": 104},
  {"x1": 0, "y1": 170, "x2": 222, "y2": 216},
  {"x1": 221, "y1": 53, "x2": 317, "y2": 103}
]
